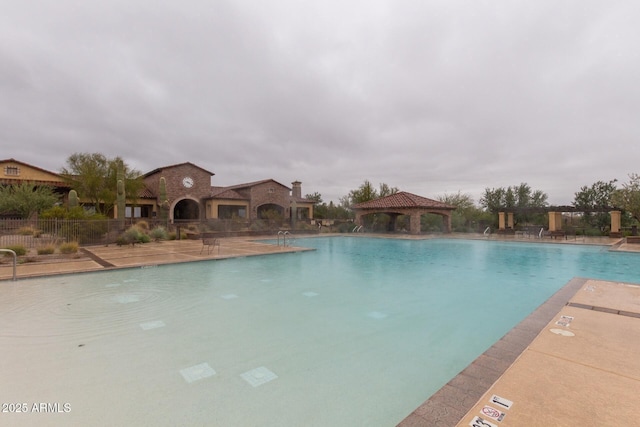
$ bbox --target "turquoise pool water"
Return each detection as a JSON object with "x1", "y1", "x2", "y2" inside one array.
[{"x1": 1, "y1": 237, "x2": 639, "y2": 426}]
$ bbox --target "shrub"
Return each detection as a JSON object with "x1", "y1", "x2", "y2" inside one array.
[
  {"x1": 59, "y1": 242, "x2": 79, "y2": 254},
  {"x1": 136, "y1": 220, "x2": 150, "y2": 231},
  {"x1": 149, "y1": 227, "x2": 168, "y2": 241},
  {"x1": 37, "y1": 245, "x2": 56, "y2": 255},
  {"x1": 3, "y1": 245, "x2": 27, "y2": 256},
  {"x1": 17, "y1": 226, "x2": 37, "y2": 236},
  {"x1": 117, "y1": 225, "x2": 151, "y2": 245}
]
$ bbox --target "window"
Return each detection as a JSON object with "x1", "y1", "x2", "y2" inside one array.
[
  {"x1": 125, "y1": 206, "x2": 142, "y2": 218},
  {"x1": 4, "y1": 166, "x2": 19, "y2": 176}
]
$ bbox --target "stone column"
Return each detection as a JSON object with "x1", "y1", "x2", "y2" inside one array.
[
  {"x1": 498, "y1": 212, "x2": 506, "y2": 230},
  {"x1": 548, "y1": 212, "x2": 563, "y2": 231},
  {"x1": 443, "y1": 213, "x2": 452, "y2": 233},
  {"x1": 410, "y1": 214, "x2": 421, "y2": 235},
  {"x1": 507, "y1": 212, "x2": 514, "y2": 229},
  {"x1": 610, "y1": 211, "x2": 621, "y2": 233}
]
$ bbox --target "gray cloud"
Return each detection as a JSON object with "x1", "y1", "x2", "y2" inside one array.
[{"x1": 2, "y1": 0, "x2": 639, "y2": 205}]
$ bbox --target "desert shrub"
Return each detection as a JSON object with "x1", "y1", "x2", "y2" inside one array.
[
  {"x1": 124, "y1": 226, "x2": 143, "y2": 244},
  {"x1": 117, "y1": 225, "x2": 151, "y2": 245},
  {"x1": 149, "y1": 227, "x2": 168, "y2": 241},
  {"x1": 37, "y1": 245, "x2": 56, "y2": 255},
  {"x1": 2, "y1": 245, "x2": 27, "y2": 256},
  {"x1": 136, "y1": 220, "x2": 149, "y2": 231},
  {"x1": 17, "y1": 226, "x2": 37, "y2": 236},
  {"x1": 59, "y1": 242, "x2": 79, "y2": 254}
]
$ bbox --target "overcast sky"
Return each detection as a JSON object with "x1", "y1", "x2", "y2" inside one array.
[{"x1": 2, "y1": 0, "x2": 639, "y2": 205}]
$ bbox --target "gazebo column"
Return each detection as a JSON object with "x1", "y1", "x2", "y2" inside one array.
[
  {"x1": 443, "y1": 212, "x2": 452, "y2": 233},
  {"x1": 507, "y1": 212, "x2": 514, "y2": 229},
  {"x1": 548, "y1": 212, "x2": 562, "y2": 232},
  {"x1": 355, "y1": 212, "x2": 364, "y2": 228},
  {"x1": 409, "y1": 213, "x2": 421, "y2": 235},
  {"x1": 610, "y1": 211, "x2": 621, "y2": 235},
  {"x1": 498, "y1": 212, "x2": 506, "y2": 230},
  {"x1": 387, "y1": 213, "x2": 399, "y2": 231}
]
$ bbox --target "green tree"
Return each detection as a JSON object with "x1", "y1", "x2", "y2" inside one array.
[
  {"x1": 480, "y1": 183, "x2": 548, "y2": 227},
  {"x1": 305, "y1": 193, "x2": 352, "y2": 220},
  {"x1": 612, "y1": 174, "x2": 640, "y2": 223},
  {"x1": 438, "y1": 192, "x2": 486, "y2": 232},
  {"x1": 346, "y1": 180, "x2": 399, "y2": 230},
  {"x1": 573, "y1": 180, "x2": 617, "y2": 230},
  {"x1": 378, "y1": 183, "x2": 399, "y2": 198},
  {"x1": 0, "y1": 182, "x2": 59, "y2": 218},
  {"x1": 60, "y1": 153, "x2": 143, "y2": 215},
  {"x1": 479, "y1": 187, "x2": 506, "y2": 213},
  {"x1": 349, "y1": 180, "x2": 378, "y2": 204}
]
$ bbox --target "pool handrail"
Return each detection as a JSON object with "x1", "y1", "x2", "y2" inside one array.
[
  {"x1": 0, "y1": 249, "x2": 17, "y2": 281},
  {"x1": 277, "y1": 231, "x2": 290, "y2": 247}
]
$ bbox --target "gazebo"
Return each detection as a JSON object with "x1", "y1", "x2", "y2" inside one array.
[{"x1": 352, "y1": 191, "x2": 456, "y2": 235}]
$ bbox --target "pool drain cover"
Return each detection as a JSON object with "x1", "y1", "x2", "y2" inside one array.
[
  {"x1": 180, "y1": 363, "x2": 216, "y2": 383},
  {"x1": 240, "y1": 366, "x2": 278, "y2": 387}
]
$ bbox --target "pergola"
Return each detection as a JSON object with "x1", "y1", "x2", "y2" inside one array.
[
  {"x1": 497, "y1": 206, "x2": 623, "y2": 237},
  {"x1": 352, "y1": 191, "x2": 456, "y2": 235}
]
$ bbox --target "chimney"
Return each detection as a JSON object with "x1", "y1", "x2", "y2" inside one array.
[{"x1": 292, "y1": 181, "x2": 302, "y2": 199}]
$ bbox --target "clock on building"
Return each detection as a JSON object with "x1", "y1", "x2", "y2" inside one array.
[{"x1": 182, "y1": 176, "x2": 194, "y2": 188}]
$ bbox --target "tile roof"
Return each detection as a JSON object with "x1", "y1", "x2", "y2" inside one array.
[
  {"x1": 209, "y1": 188, "x2": 248, "y2": 200},
  {"x1": 142, "y1": 162, "x2": 215, "y2": 178},
  {"x1": 221, "y1": 179, "x2": 291, "y2": 191},
  {"x1": 352, "y1": 191, "x2": 455, "y2": 210},
  {"x1": 138, "y1": 185, "x2": 156, "y2": 198}
]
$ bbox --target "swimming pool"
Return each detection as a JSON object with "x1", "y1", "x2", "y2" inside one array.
[{"x1": 1, "y1": 237, "x2": 639, "y2": 426}]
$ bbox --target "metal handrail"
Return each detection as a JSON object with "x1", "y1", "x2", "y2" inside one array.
[
  {"x1": 0, "y1": 249, "x2": 17, "y2": 281},
  {"x1": 277, "y1": 231, "x2": 290, "y2": 247}
]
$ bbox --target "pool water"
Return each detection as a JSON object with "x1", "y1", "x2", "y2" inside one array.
[{"x1": 1, "y1": 237, "x2": 639, "y2": 426}]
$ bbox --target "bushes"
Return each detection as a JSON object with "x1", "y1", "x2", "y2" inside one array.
[
  {"x1": 37, "y1": 245, "x2": 56, "y2": 255},
  {"x1": 149, "y1": 226, "x2": 168, "y2": 241},
  {"x1": 117, "y1": 225, "x2": 166, "y2": 245},
  {"x1": 17, "y1": 226, "x2": 39, "y2": 236},
  {"x1": 2, "y1": 245, "x2": 27, "y2": 256},
  {"x1": 1, "y1": 242, "x2": 79, "y2": 259},
  {"x1": 59, "y1": 242, "x2": 79, "y2": 254}
]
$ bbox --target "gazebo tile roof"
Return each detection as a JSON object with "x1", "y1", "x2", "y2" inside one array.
[{"x1": 352, "y1": 191, "x2": 455, "y2": 210}]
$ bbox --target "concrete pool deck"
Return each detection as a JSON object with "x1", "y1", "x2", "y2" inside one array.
[
  {"x1": 2, "y1": 234, "x2": 640, "y2": 426},
  {"x1": 0, "y1": 237, "x2": 314, "y2": 280}
]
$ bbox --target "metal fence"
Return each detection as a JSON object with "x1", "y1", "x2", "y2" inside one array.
[
  {"x1": 0, "y1": 218, "x2": 320, "y2": 249},
  {"x1": 0, "y1": 218, "x2": 130, "y2": 248}
]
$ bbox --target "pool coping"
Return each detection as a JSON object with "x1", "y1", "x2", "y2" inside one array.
[{"x1": 396, "y1": 276, "x2": 589, "y2": 426}]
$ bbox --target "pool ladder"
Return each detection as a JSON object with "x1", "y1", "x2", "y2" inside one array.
[
  {"x1": 277, "y1": 231, "x2": 290, "y2": 247},
  {"x1": 0, "y1": 249, "x2": 17, "y2": 281},
  {"x1": 483, "y1": 226, "x2": 491, "y2": 237}
]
